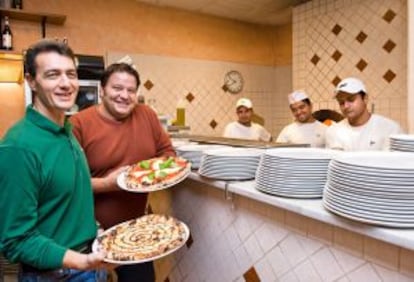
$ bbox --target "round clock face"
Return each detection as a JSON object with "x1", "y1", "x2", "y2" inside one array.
[{"x1": 223, "y1": 70, "x2": 244, "y2": 94}]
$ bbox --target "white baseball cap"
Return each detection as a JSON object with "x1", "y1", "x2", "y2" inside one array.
[
  {"x1": 335, "y1": 77, "x2": 366, "y2": 94},
  {"x1": 288, "y1": 90, "x2": 309, "y2": 105},
  {"x1": 236, "y1": 98, "x2": 253, "y2": 109}
]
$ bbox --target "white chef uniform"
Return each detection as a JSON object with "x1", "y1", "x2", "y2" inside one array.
[
  {"x1": 276, "y1": 120, "x2": 328, "y2": 148},
  {"x1": 223, "y1": 122, "x2": 271, "y2": 142},
  {"x1": 325, "y1": 114, "x2": 403, "y2": 151}
]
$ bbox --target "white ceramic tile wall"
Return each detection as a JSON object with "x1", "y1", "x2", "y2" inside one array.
[
  {"x1": 107, "y1": 0, "x2": 407, "y2": 138},
  {"x1": 293, "y1": 0, "x2": 408, "y2": 130},
  {"x1": 149, "y1": 181, "x2": 414, "y2": 281},
  {"x1": 106, "y1": 52, "x2": 293, "y2": 138}
]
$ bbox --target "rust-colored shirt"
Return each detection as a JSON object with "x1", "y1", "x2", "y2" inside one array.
[{"x1": 70, "y1": 105, "x2": 175, "y2": 228}]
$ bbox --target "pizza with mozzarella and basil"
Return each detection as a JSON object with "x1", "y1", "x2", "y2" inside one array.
[{"x1": 120, "y1": 156, "x2": 191, "y2": 192}]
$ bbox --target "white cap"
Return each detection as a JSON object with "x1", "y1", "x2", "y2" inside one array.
[
  {"x1": 288, "y1": 90, "x2": 309, "y2": 105},
  {"x1": 236, "y1": 98, "x2": 253, "y2": 109},
  {"x1": 335, "y1": 77, "x2": 366, "y2": 94}
]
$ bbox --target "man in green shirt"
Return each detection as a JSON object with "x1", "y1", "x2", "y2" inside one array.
[{"x1": 0, "y1": 40, "x2": 107, "y2": 281}]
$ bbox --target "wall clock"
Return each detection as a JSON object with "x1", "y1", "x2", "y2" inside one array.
[{"x1": 223, "y1": 70, "x2": 244, "y2": 94}]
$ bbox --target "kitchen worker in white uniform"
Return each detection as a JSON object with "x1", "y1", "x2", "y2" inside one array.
[
  {"x1": 276, "y1": 90, "x2": 327, "y2": 147},
  {"x1": 223, "y1": 98, "x2": 272, "y2": 141},
  {"x1": 325, "y1": 77, "x2": 403, "y2": 151}
]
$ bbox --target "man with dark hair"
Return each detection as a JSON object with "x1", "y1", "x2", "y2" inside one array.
[
  {"x1": 223, "y1": 98, "x2": 272, "y2": 141},
  {"x1": 70, "y1": 62, "x2": 175, "y2": 282},
  {"x1": 276, "y1": 90, "x2": 327, "y2": 147},
  {"x1": 0, "y1": 39, "x2": 107, "y2": 281},
  {"x1": 326, "y1": 77, "x2": 403, "y2": 151}
]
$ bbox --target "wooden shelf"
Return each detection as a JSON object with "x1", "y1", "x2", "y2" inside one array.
[
  {"x1": 0, "y1": 8, "x2": 66, "y2": 24},
  {"x1": 0, "y1": 8, "x2": 66, "y2": 37},
  {"x1": 0, "y1": 49, "x2": 23, "y2": 55}
]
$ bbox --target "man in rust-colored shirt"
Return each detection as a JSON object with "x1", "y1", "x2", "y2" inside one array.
[{"x1": 70, "y1": 63, "x2": 174, "y2": 282}]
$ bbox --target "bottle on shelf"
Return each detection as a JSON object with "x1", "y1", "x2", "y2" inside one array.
[
  {"x1": 1, "y1": 16, "x2": 13, "y2": 50},
  {"x1": 12, "y1": 0, "x2": 22, "y2": 9},
  {"x1": 175, "y1": 98, "x2": 186, "y2": 126}
]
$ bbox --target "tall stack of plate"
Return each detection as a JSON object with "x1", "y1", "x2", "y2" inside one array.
[
  {"x1": 390, "y1": 134, "x2": 414, "y2": 152},
  {"x1": 198, "y1": 148, "x2": 263, "y2": 180},
  {"x1": 255, "y1": 148, "x2": 338, "y2": 198},
  {"x1": 323, "y1": 151, "x2": 414, "y2": 228},
  {"x1": 175, "y1": 144, "x2": 230, "y2": 169}
]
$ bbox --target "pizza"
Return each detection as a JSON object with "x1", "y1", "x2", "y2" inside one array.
[
  {"x1": 95, "y1": 214, "x2": 189, "y2": 262},
  {"x1": 122, "y1": 156, "x2": 191, "y2": 191}
]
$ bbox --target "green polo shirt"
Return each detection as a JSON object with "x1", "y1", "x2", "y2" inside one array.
[{"x1": 0, "y1": 107, "x2": 97, "y2": 269}]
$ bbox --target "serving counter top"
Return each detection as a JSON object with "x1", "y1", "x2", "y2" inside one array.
[
  {"x1": 174, "y1": 134, "x2": 308, "y2": 149},
  {"x1": 188, "y1": 172, "x2": 414, "y2": 251}
]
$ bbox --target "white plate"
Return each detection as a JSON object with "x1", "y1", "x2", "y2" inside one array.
[
  {"x1": 390, "y1": 134, "x2": 414, "y2": 141},
  {"x1": 198, "y1": 173, "x2": 255, "y2": 181},
  {"x1": 256, "y1": 169, "x2": 327, "y2": 179},
  {"x1": 259, "y1": 161, "x2": 329, "y2": 170},
  {"x1": 332, "y1": 151, "x2": 414, "y2": 171},
  {"x1": 264, "y1": 148, "x2": 340, "y2": 159},
  {"x1": 390, "y1": 141, "x2": 414, "y2": 147},
  {"x1": 255, "y1": 181, "x2": 324, "y2": 191},
  {"x1": 201, "y1": 156, "x2": 260, "y2": 162},
  {"x1": 256, "y1": 181, "x2": 324, "y2": 188},
  {"x1": 203, "y1": 148, "x2": 264, "y2": 157},
  {"x1": 324, "y1": 189, "x2": 414, "y2": 217},
  {"x1": 255, "y1": 184, "x2": 323, "y2": 193},
  {"x1": 391, "y1": 146, "x2": 414, "y2": 152},
  {"x1": 326, "y1": 181, "x2": 414, "y2": 200},
  {"x1": 117, "y1": 163, "x2": 191, "y2": 193},
  {"x1": 92, "y1": 216, "x2": 190, "y2": 264},
  {"x1": 330, "y1": 161, "x2": 414, "y2": 175},
  {"x1": 262, "y1": 156, "x2": 332, "y2": 163},
  {"x1": 328, "y1": 172, "x2": 414, "y2": 189},
  {"x1": 199, "y1": 170, "x2": 255, "y2": 177},
  {"x1": 199, "y1": 161, "x2": 259, "y2": 168},
  {"x1": 324, "y1": 188, "x2": 414, "y2": 214},
  {"x1": 329, "y1": 163, "x2": 414, "y2": 180},
  {"x1": 199, "y1": 164, "x2": 258, "y2": 170},
  {"x1": 324, "y1": 193, "x2": 414, "y2": 222},
  {"x1": 323, "y1": 199, "x2": 414, "y2": 228},
  {"x1": 256, "y1": 186, "x2": 322, "y2": 198}
]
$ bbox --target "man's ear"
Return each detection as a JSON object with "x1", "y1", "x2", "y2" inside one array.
[
  {"x1": 25, "y1": 73, "x2": 36, "y2": 92},
  {"x1": 363, "y1": 94, "x2": 369, "y2": 103},
  {"x1": 99, "y1": 88, "x2": 104, "y2": 99},
  {"x1": 24, "y1": 73, "x2": 35, "y2": 90}
]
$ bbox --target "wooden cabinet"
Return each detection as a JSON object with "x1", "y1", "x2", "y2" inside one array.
[
  {"x1": 0, "y1": 7, "x2": 66, "y2": 37},
  {"x1": 0, "y1": 52, "x2": 23, "y2": 83},
  {"x1": 0, "y1": 52, "x2": 25, "y2": 137}
]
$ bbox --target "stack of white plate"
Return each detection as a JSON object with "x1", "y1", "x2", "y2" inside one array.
[
  {"x1": 390, "y1": 134, "x2": 414, "y2": 152},
  {"x1": 175, "y1": 144, "x2": 230, "y2": 169},
  {"x1": 255, "y1": 148, "x2": 338, "y2": 198},
  {"x1": 198, "y1": 148, "x2": 263, "y2": 180},
  {"x1": 323, "y1": 151, "x2": 414, "y2": 228}
]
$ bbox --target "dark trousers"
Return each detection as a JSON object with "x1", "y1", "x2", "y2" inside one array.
[
  {"x1": 115, "y1": 261, "x2": 155, "y2": 282},
  {"x1": 18, "y1": 268, "x2": 107, "y2": 281}
]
